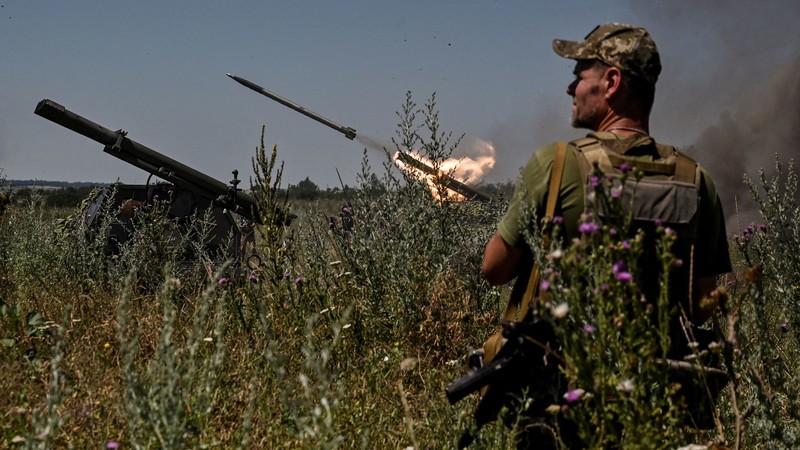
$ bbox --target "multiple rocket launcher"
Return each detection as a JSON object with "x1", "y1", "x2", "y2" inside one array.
[{"x1": 36, "y1": 74, "x2": 490, "y2": 205}]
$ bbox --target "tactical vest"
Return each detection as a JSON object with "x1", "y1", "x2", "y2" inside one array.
[{"x1": 570, "y1": 135, "x2": 701, "y2": 306}]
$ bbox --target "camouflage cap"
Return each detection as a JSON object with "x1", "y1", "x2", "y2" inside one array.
[{"x1": 553, "y1": 23, "x2": 662, "y2": 85}]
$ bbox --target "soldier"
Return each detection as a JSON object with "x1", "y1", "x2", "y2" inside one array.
[{"x1": 480, "y1": 23, "x2": 732, "y2": 448}]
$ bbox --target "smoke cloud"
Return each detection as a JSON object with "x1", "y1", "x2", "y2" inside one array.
[
  {"x1": 629, "y1": 1, "x2": 800, "y2": 232},
  {"x1": 485, "y1": 99, "x2": 573, "y2": 183},
  {"x1": 690, "y1": 58, "x2": 800, "y2": 230}
]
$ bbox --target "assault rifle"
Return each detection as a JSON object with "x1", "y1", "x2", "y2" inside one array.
[{"x1": 445, "y1": 319, "x2": 560, "y2": 449}]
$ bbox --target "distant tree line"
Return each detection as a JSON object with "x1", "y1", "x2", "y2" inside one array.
[
  {"x1": 6, "y1": 176, "x2": 515, "y2": 208},
  {"x1": 10, "y1": 185, "x2": 101, "y2": 208},
  {"x1": 285, "y1": 175, "x2": 514, "y2": 202},
  {"x1": 10, "y1": 179, "x2": 99, "y2": 189}
]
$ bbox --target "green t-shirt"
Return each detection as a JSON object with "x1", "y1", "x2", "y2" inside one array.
[{"x1": 498, "y1": 133, "x2": 731, "y2": 279}]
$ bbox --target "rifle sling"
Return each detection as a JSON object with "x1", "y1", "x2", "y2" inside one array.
[{"x1": 505, "y1": 141, "x2": 567, "y2": 322}]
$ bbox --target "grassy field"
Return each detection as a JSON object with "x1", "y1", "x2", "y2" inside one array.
[{"x1": 1, "y1": 98, "x2": 799, "y2": 449}]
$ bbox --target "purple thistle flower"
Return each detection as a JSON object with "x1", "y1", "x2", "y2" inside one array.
[
  {"x1": 616, "y1": 271, "x2": 633, "y2": 282},
  {"x1": 619, "y1": 162, "x2": 631, "y2": 174},
  {"x1": 609, "y1": 227, "x2": 618, "y2": 236},
  {"x1": 583, "y1": 324, "x2": 596, "y2": 334},
  {"x1": 578, "y1": 222, "x2": 600, "y2": 234},
  {"x1": 654, "y1": 219, "x2": 663, "y2": 227},
  {"x1": 248, "y1": 274, "x2": 257, "y2": 283},
  {"x1": 610, "y1": 187, "x2": 621, "y2": 198},
  {"x1": 218, "y1": 277, "x2": 228, "y2": 286},
  {"x1": 540, "y1": 280, "x2": 550, "y2": 292},
  {"x1": 612, "y1": 260, "x2": 626, "y2": 274},
  {"x1": 106, "y1": 441, "x2": 120, "y2": 450},
  {"x1": 590, "y1": 176, "x2": 600, "y2": 187},
  {"x1": 563, "y1": 388, "x2": 585, "y2": 403},
  {"x1": 552, "y1": 216, "x2": 563, "y2": 225},
  {"x1": 621, "y1": 240, "x2": 631, "y2": 250},
  {"x1": 294, "y1": 276, "x2": 304, "y2": 284},
  {"x1": 758, "y1": 223, "x2": 767, "y2": 232},
  {"x1": 283, "y1": 269, "x2": 291, "y2": 279}
]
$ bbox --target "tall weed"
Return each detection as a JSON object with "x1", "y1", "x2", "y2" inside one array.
[{"x1": 2, "y1": 102, "x2": 798, "y2": 449}]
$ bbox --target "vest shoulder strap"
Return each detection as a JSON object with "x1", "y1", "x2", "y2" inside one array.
[{"x1": 571, "y1": 136, "x2": 699, "y2": 187}]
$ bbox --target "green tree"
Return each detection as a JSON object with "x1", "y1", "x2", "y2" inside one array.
[{"x1": 293, "y1": 177, "x2": 320, "y2": 201}]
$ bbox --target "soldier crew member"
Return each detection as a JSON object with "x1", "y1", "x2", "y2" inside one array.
[{"x1": 480, "y1": 23, "x2": 732, "y2": 448}]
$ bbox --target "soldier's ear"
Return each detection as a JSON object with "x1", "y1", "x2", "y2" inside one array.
[{"x1": 603, "y1": 66, "x2": 624, "y2": 99}]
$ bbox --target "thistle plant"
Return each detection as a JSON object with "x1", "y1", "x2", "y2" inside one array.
[
  {"x1": 516, "y1": 164, "x2": 693, "y2": 448},
  {"x1": 325, "y1": 92, "x2": 498, "y2": 356},
  {"x1": 723, "y1": 156, "x2": 800, "y2": 449}
]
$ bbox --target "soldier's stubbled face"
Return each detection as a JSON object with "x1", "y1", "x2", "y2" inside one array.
[{"x1": 567, "y1": 60, "x2": 610, "y2": 130}]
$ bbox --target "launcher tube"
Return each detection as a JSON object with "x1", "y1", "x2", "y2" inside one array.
[{"x1": 34, "y1": 99, "x2": 260, "y2": 222}]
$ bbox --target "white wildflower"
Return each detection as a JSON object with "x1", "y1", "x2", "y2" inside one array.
[
  {"x1": 616, "y1": 379, "x2": 635, "y2": 392},
  {"x1": 551, "y1": 302, "x2": 570, "y2": 318},
  {"x1": 547, "y1": 249, "x2": 563, "y2": 261}
]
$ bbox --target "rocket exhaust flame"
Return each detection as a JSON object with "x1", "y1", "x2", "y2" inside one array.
[{"x1": 394, "y1": 150, "x2": 492, "y2": 202}]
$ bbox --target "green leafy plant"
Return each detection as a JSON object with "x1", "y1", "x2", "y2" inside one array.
[{"x1": 1, "y1": 98, "x2": 797, "y2": 449}]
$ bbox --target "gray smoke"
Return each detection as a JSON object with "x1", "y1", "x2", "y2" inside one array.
[
  {"x1": 355, "y1": 133, "x2": 390, "y2": 156},
  {"x1": 689, "y1": 58, "x2": 800, "y2": 231},
  {"x1": 627, "y1": 1, "x2": 800, "y2": 233},
  {"x1": 486, "y1": 98, "x2": 574, "y2": 183}
]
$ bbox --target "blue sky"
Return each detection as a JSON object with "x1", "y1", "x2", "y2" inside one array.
[{"x1": 2, "y1": 0, "x2": 798, "y2": 220}]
